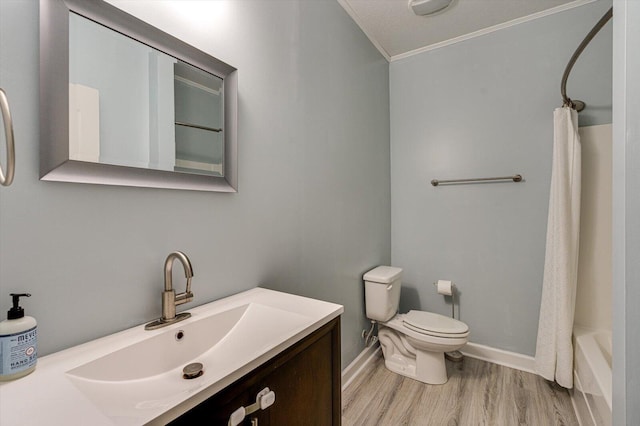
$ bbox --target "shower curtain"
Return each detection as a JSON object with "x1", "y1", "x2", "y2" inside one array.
[{"x1": 534, "y1": 106, "x2": 581, "y2": 389}]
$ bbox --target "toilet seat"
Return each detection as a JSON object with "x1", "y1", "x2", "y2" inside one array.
[{"x1": 402, "y1": 310, "x2": 469, "y2": 338}]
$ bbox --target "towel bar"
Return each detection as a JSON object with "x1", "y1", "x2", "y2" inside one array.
[{"x1": 431, "y1": 174, "x2": 522, "y2": 186}]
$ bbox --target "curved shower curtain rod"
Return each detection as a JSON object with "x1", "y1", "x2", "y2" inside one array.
[{"x1": 561, "y1": 6, "x2": 613, "y2": 112}]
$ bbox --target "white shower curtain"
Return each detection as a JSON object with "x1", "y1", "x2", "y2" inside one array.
[{"x1": 535, "y1": 106, "x2": 581, "y2": 389}]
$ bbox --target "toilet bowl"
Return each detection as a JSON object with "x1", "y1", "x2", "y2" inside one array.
[{"x1": 363, "y1": 266, "x2": 469, "y2": 385}]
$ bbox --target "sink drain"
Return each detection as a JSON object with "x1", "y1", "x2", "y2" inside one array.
[{"x1": 183, "y1": 362, "x2": 204, "y2": 379}]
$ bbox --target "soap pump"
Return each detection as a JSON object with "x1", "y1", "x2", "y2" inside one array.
[{"x1": 0, "y1": 293, "x2": 37, "y2": 381}]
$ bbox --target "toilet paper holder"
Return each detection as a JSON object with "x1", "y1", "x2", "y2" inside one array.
[
  {"x1": 432, "y1": 281, "x2": 465, "y2": 363},
  {"x1": 433, "y1": 281, "x2": 457, "y2": 319}
]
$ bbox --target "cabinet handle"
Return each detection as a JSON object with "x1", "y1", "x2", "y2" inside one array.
[
  {"x1": 228, "y1": 387, "x2": 276, "y2": 426},
  {"x1": 0, "y1": 88, "x2": 16, "y2": 187}
]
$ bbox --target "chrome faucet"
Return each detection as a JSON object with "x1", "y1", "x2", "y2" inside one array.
[{"x1": 145, "y1": 251, "x2": 194, "y2": 330}]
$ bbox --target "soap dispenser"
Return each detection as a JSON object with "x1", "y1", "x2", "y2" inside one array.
[{"x1": 0, "y1": 293, "x2": 37, "y2": 381}]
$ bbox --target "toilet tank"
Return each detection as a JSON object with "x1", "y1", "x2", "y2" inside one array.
[{"x1": 363, "y1": 266, "x2": 402, "y2": 322}]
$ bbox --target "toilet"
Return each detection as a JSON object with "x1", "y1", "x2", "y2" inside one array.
[{"x1": 364, "y1": 266, "x2": 469, "y2": 385}]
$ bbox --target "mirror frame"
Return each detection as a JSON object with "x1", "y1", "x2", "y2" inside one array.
[{"x1": 40, "y1": 0, "x2": 238, "y2": 192}]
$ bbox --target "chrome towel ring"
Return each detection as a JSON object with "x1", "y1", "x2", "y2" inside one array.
[{"x1": 0, "y1": 88, "x2": 16, "y2": 187}]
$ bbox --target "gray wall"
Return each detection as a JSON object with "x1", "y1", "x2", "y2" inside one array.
[
  {"x1": 612, "y1": 0, "x2": 639, "y2": 423},
  {"x1": 0, "y1": 0, "x2": 390, "y2": 368},
  {"x1": 390, "y1": 1, "x2": 612, "y2": 356}
]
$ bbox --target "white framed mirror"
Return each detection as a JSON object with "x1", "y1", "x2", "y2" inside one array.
[{"x1": 40, "y1": 0, "x2": 238, "y2": 192}]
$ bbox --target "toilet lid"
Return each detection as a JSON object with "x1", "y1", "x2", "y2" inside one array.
[{"x1": 403, "y1": 310, "x2": 469, "y2": 335}]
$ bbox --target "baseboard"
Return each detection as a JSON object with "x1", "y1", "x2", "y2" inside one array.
[
  {"x1": 460, "y1": 342, "x2": 536, "y2": 374},
  {"x1": 341, "y1": 343, "x2": 381, "y2": 391},
  {"x1": 342, "y1": 341, "x2": 536, "y2": 389}
]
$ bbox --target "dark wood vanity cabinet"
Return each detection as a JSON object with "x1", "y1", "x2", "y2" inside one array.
[{"x1": 169, "y1": 317, "x2": 341, "y2": 426}]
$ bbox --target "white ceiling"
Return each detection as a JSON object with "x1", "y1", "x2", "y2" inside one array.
[{"x1": 338, "y1": 0, "x2": 596, "y2": 61}]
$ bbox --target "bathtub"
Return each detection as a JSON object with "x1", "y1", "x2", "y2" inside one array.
[{"x1": 572, "y1": 328, "x2": 612, "y2": 426}]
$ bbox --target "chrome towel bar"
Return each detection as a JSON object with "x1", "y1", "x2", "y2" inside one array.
[{"x1": 431, "y1": 174, "x2": 522, "y2": 187}]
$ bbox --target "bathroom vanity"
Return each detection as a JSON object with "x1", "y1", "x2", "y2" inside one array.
[{"x1": 0, "y1": 288, "x2": 343, "y2": 425}]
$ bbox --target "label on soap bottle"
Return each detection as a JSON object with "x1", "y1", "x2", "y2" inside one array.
[{"x1": 0, "y1": 326, "x2": 38, "y2": 375}]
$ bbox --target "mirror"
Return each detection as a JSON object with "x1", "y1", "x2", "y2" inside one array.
[{"x1": 40, "y1": 0, "x2": 237, "y2": 192}]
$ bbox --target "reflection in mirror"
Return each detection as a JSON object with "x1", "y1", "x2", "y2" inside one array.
[
  {"x1": 68, "y1": 12, "x2": 225, "y2": 177},
  {"x1": 40, "y1": 0, "x2": 237, "y2": 192},
  {"x1": 174, "y1": 62, "x2": 224, "y2": 176}
]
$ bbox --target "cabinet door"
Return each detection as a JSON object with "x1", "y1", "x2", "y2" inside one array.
[
  {"x1": 262, "y1": 330, "x2": 334, "y2": 425},
  {"x1": 179, "y1": 384, "x2": 270, "y2": 425}
]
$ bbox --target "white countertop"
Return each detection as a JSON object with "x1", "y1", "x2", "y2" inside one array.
[{"x1": 0, "y1": 288, "x2": 343, "y2": 425}]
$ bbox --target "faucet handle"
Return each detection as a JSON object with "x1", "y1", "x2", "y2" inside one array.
[
  {"x1": 175, "y1": 290, "x2": 193, "y2": 305},
  {"x1": 176, "y1": 275, "x2": 193, "y2": 305},
  {"x1": 185, "y1": 275, "x2": 192, "y2": 295}
]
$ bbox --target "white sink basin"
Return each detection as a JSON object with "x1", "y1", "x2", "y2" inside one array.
[
  {"x1": 67, "y1": 304, "x2": 249, "y2": 382},
  {"x1": 54, "y1": 290, "x2": 341, "y2": 425}
]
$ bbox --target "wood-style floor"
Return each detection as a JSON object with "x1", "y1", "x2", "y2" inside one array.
[{"x1": 342, "y1": 351, "x2": 578, "y2": 426}]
